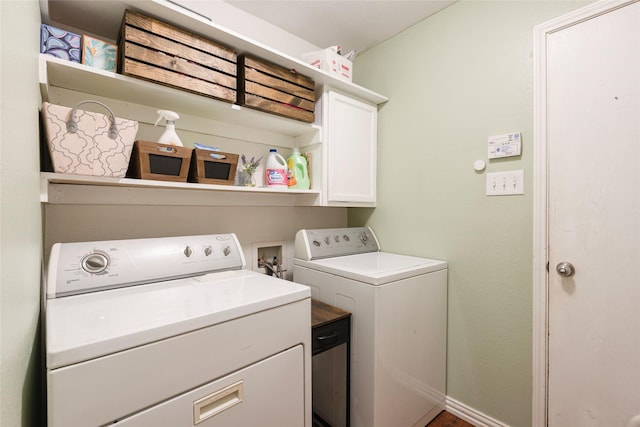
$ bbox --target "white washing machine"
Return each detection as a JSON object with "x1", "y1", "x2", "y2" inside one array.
[
  {"x1": 294, "y1": 227, "x2": 447, "y2": 427},
  {"x1": 44, "y1": 233, "x2": 311, "y2": 427}
]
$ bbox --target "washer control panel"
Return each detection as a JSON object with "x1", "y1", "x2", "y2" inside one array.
[
  {"x1": 47, "y1": 234, "x2": 244, "y2": 298},
  {"x1": 294, "y1": 227, "x2": 380, "y2": 260}
]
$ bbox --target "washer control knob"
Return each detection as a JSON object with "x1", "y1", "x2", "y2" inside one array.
[
  {"x1": 343, "y1": 235, "x2": 350, "y2": 242},
  {"x1": 184, "y1": 246, "x2": 193, "y2": 258},
  {"x1": 334, "y1": 235, "x2": 340, "y2": 242},
  {"x1": 204, "y1": 246, "x2": 213, "y2": 256},
  {"x1": 81, "y1": 252, "x2": 109, "y2": 274},
  {"x1": 324, "y1": 236, "x2": 330, "y2": 245},
  {"x1": 313, "y1": 240, "x2": 321, "y2": 247},
  {"x1": 223, "y1": 246, "x2": 231, "y2": 256}
]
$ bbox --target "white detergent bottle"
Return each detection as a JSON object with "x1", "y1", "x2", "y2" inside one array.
[
  {"x1": 265, "y1": 149, "x2": 288, "y2": 188},
  {"x1": 154, "y1": 110, "x2": 183, "y2": 146}
]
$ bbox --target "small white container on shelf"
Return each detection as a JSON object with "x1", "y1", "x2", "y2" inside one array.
[{"x1": 302, "y1": 48, "x2": 353, "y2": 82}]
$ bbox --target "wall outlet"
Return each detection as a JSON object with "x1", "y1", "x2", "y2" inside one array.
[{"x1": 486, "y1": 170, "x2": 524, "y2": 196}]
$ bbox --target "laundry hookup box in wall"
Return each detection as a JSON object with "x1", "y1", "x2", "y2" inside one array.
[{"x1": 302, "y1": 48, "x2": 352, "y2": 82}]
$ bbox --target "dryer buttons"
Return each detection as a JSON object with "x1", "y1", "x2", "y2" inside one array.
[{"x1": 184, "y1": 246, "x2": 193, "y2": 258}]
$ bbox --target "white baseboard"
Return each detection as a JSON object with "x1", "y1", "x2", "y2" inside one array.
[{"x1": 445, "y1": 396, "x2": 510, "y2": 427}]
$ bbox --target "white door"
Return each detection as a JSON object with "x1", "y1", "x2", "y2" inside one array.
[{"x1": 546, "y1": 2, "x2": 640, "y2": 426}]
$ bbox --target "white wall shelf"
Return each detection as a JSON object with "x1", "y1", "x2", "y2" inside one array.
[
  {"x1": 41, "y1": 173, "x2": 321, "y2": 206},
  {"x1": 39, "y1": 55, "x2": 321, "y2": 139},
  {"x1": 40, "y1": 0, "x2": 388, "y2": 105},
  {"x1": 38, "y1": 0, "x2": 387, "y2": 207}
]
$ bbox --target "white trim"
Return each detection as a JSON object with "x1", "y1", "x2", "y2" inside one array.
[
  {"x1": 531, "y1": 8, "x2": 550, "y2": 427},
  {"x1": 445, "y1": 396, "x2": 510, "y2": 427},
  {"x1": 531, "y1": 1, "x2": 638, "y2": 426}
]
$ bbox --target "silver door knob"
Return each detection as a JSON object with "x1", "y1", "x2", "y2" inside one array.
[{"x1": 556, "y1": 262, "x2": 575, "y2": 277}]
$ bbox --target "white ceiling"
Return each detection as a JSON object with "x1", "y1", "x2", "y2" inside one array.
[{"x1": 223, "y1": 0, "x2": 457, "y2": 55}]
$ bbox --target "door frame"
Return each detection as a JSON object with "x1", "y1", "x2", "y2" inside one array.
[{"x1": 532, "y1": 1, "x2": 638, "y2": 425}]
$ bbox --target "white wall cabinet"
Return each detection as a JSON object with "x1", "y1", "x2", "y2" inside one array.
[
  {"x1": 324, "y1": 91, "x2": 377, "y2": 206},
  {"x1": 39, "y1": 0, "x2": 387, "y2": 207}
]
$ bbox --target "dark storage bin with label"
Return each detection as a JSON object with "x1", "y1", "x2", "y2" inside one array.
[
  {"x1": 189, "y1": 149, "x2": 239, "y2": 185},
  {"x1": 127, "y1": 140, "x2": 192, "y2": 182}
]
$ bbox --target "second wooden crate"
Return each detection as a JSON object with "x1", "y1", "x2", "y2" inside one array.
[
  {"x1": 118, "y1": 9, "x2": 237, "y2": 103},
  {"x1": 238, "y1": 55, "x2": 316, "y2": 123}
]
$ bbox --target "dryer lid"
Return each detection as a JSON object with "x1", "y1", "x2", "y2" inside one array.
[{"x1": 45, "y1": 269, "x2": 310, "y2": 370}]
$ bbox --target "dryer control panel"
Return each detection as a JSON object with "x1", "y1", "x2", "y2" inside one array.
[
  {"x1": 294, "y1": 227, "x2": 380, "y2": 260},
  {"x1": 46, "y1": 234, "x2": 245, "y2": 298}
]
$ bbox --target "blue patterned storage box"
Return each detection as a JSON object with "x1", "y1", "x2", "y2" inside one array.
[{"x1": 41, "y1": 24, "x2": 81, "y2": 62}]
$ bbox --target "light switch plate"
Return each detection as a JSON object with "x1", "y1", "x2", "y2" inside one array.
[{"x1": 486, "y1": 170, "x2": 524, "y2": 196}]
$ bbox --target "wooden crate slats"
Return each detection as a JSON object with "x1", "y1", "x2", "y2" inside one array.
[
  {"x1": 118, "y1": 10, "x2": 322, "y2": 123},
  {"x1": 123, "y1": 26, "x2": 237, "y2": 77},
  {"x1": 239, "y1": 54, "x2": 316, "y2": 123},
  {"x1": 123, "y1": 42, "x2": 236, "y2": 89},
  {"x1": 124, "y1": 60, "x2": 236, "y2": 101},
  {"x1": 123, "y1": 9, "x2": 236, "y2": 63},
  {"x1": 119, "y1": 9, "x2": 237, "y2": 103},
  {"x1": 244, "y1": 94, "x2": 314, "y2": 123},
  {"x1": 243, "y1": 55, "x2": 314, "y2": 91},
  {"x1": 244, "y1": 68, "x2": 315, "y2": 102},
  {"x1": 244, "y1": 81, "x2": 315, "y2": 112}
]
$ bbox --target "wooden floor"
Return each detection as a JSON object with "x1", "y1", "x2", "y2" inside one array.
[{"x1": 426, "y1": 410, "x2": 475, "y2": 427}]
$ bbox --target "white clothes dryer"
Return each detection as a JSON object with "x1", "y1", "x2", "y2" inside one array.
[
  {"x1": 44, "y1": 234, "x2": 311, "y2": 427},
  {"x1": 294, "y1": 227, "x2": 447, "y2": 427}
]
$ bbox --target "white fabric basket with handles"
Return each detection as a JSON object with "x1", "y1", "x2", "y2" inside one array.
[{"x1": 42, "y1": 101, "x2": 139, "y2": 177}]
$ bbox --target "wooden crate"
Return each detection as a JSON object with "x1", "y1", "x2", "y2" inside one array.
[
  {"x1": 238, "y1": 54, "x2": 316, "y2": 123},
  {"x1": 127, "y1": 140, "x2": 192, "y2": 182},
  {"x1": 118, "y1": 9, "x2": 237, "y2": 103},
  {"x1": 188, "y1": 149, "x2": 239, "y2": 185}
]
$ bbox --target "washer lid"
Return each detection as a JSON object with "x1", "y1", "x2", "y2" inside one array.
[
  {"x1": 295, "y1": 252, "x2": 447, "y2": 285},
  {"x1": 45, "y1": 270, "x2": 310, "y2": 370}
]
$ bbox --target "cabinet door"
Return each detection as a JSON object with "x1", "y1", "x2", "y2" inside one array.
[{"x1": 326, "y1": 91, "x2": 377, "y2": 205}]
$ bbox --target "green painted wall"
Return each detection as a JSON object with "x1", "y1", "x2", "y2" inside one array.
[
  {"x1": 1, "y1": 1, "x2": 44, "y2": 426},
  {"x1": 349, "y1": 2, "x2": 590, "y2": 426}
]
